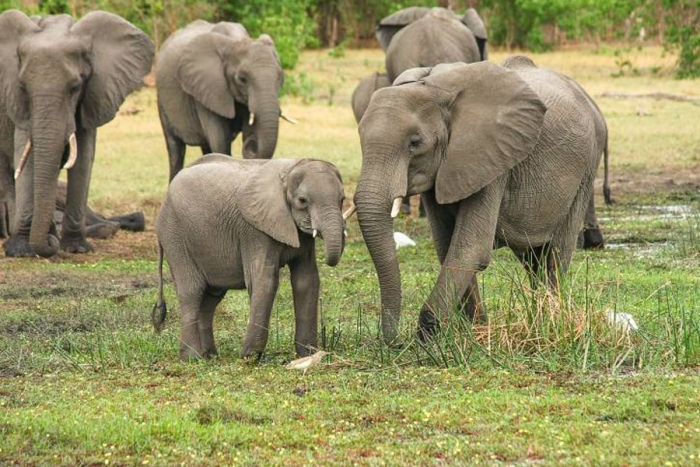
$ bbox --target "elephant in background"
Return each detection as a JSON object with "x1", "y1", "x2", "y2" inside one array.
[
  {"x1": 54, "y1": 181, "x2": 145, "y2": 239},
  {"x1": 157, "y1": 21, "x2": 284, "y2": 182},
  {"x1": 351, "y1": 73, "x2": 391, "y2": 124},
  {"x1": 0, "y1": 10, "x2": 154, "y2": 258},
  {"x1": 1, "y1": 179, "x2": 144, "y2": 241},
  {"x1": 377, "y1": 7, "x2": 487, "y2": 82},
  {"x1": 153, "y1": 155, "x2": 347, "y2": 360},
  {"x1": 353, "y1": 58, "x2": 607, "y2": 344}
]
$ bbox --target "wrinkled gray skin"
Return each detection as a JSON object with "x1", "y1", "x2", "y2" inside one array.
[
  {"x1": 355, "y1": 58, "x2": 607, "y2": 344},
  {"x1": 153, "y1": 155, "x2": 346, "y2": 360},
  {"x1": 157, "y1": 21, "x2": 284, "y2": 181},
  {"x1": 0, "y1": 10, "x2": 154, "y2": 258},
  {"x1": 351, "y1": 73, "x2": 392, "y2": 124},
  {"x1": 377, "y1": 7, "x2": 486, "y2": 82}
]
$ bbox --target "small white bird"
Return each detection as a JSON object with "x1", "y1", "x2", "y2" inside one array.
[
  {"x1": 606, "y1": 309, "x2": 639, "y2": 334},
  {"x1": 285, "y1": 350, "x2": 328, "y2": 374},
  {"x1": 393, "y1": 231, "x2": 416, "y2": 249}
]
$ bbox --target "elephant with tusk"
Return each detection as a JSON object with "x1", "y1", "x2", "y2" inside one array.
[
  {"x1": 354, "y1": 58, "x2": 610, "y2": 344},
  {"x1": 0, "y1": 10, "x2": 154, "y2": 258},
  {"x1": 156, "y1": 20, "x2": 294, "y2": 182},
  {"x1": 153, "y1": 155, "x2": 347, "y2": 361}
]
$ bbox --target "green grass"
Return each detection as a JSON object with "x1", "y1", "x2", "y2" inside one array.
[{"x1": 2, "y1": 45, "x2": 700, "y2": 466}]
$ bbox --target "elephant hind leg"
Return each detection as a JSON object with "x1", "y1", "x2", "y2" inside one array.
[
  {"x1": 547, "y1": 178, "x2": 597, "y2": 287},
  {"x1": 581, "y1": 193, "x2": 604, "y2": 249},
  {"x1": 514, "y1": 244, "x2": 554, "y2": 289},
  {"x1": 199, "y1": 289, "x2": 226, "y2": 358},
  {"x1": 170, "y1": 261, "x2": 208, "y2": 361}
]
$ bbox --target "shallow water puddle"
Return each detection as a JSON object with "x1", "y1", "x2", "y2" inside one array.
[{"x1": 599, "y1": 204, "x2": 694, "y2": 222}]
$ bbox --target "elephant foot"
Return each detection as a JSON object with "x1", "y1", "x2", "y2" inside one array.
[
  {"x1": 240, "y1": 344, "x2": 264, "y2": 361},
  {"x1": 202, "y1": 346, "x2": 218, "y2": 359},
  {"x1": 108, "y1": 211, "x2": 145, "y2": 232},
  {"x1": 582, "y1": 227, "x2": 605, "y2": 250},
  {"x1": 86, "y1": 221, "x2": 120, "y2": 240},
  {"x1": 416, "y1": 309, "x2": 439, "y2": 342},
  {"x1": 179, "y1": 345, "x2": 204, "y2": 362},
  {"x1": 60, "y1": 236, "x2": 94, "y2": 254},
  {"x1": 3, "y1": 235, "x2": 35, "y2": 257}
]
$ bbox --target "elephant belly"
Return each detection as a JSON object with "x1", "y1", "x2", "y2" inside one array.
[
  {"x1": 192, "y1": 244, "x2": 246, "y2": 290},
  {"x1": 159, "y1": 85, "x2": 208, "y2": 145},
  {"x1": 497, "y1": 162, "x2": 584, "y2": 249}
]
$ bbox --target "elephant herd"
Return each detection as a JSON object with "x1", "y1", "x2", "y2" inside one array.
[{"x1": 0, "y1": 7, "x2": 613, "y2": 361}]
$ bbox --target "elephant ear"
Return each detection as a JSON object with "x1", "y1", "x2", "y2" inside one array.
[
  {"x1": 425, "y1": 61, "x2": 547, "y2": 205},
  {"x1": 461, "y1": 8, "x2": 487, "y2": 40},
  {"x1": 176, "y1": 32, "x2": 238, "y2": 119},
  {"x1": 238, "y1": 160, "x2": 301, "y2": 248},
  {"x1": 393, "y1": 67, "x2": 432, "y2": 86},
  {"x1": 0, "y1": 10, "x2": 39, "y2": 128},
  {"x1": 461, "y1": 8, "x2": 488, "y2": 60},
  {"x1": 375, "y1": 6, "x2": 430, "y2": 51},
  {"x1": 71, "y1": 11, "x2": 155, "y2": 128}
]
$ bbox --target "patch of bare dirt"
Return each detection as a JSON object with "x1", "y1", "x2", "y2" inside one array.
[{"x1": 593, "y1": 166, "x2": 700, "y2": 200}]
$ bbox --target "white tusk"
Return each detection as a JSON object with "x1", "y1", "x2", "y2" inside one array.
[
  {"x1": 249, "y1": 112, "x2": 255, "y2": 126},
  {"x1": 14, "y1": 139, "x2": 32, "y2": 180},
  {"x1": 344, "y1": 230, "x2": 348, "y2": 238},
  {"x1": 342, "y1": 204, "x2": 356, "y2": 220},
  {"x1": 312, "y1": 229, "x2": 317, "y2": 238},
  {"x1": 280, "y1": 112, "x2": 298, "y2": 124},
  {"x1": 64, "y1": 133, "x2": 78, "y2": 169},
  {"x1": 390, "y1": 197, "x2": 403, "y2": 218}
]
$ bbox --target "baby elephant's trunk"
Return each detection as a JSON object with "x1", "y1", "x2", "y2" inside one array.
[{"x1": 151, "y1": 241, "x2": 168, "y2": 333}]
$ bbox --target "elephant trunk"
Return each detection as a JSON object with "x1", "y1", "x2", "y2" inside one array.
[
  {"x1": 245, "y1": 83, "x2": 280, "y2": 160},
  {"x1": 355, "y1": 177, "x2": 403, "y2": 345},
  {"x1": 318, "y1": 206, "x2": 345, "y2": 267},
  {"x1": 29, "y1": 120, "x2": 67, "y2": 257}
]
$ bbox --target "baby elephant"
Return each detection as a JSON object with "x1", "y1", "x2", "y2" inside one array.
[{"x1": 153, "y1": 155, "x2": 347, "y2": 360}]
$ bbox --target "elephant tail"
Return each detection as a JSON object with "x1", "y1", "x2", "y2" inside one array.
[
  {"x1": 603, "y1": 134, "x2": 612, "y2": 205},
  {"x1": 151, "y1": 241, "x2": 167, "y2": 333}
]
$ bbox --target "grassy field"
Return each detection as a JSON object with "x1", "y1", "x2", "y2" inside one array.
[{"x1": 1, "y1": 46, "x2": 700, "y2": 466}]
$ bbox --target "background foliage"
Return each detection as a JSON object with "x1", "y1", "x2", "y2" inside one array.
[{"x1": 1, "y1": 0, "x2": 698, "y2": 74}]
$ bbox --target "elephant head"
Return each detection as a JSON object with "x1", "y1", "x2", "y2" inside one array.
[
  {"x1": 0, "y1": 10, "x2": 154, "y2": 257},
  {"x1": 238, "y1": 159, "x2": 346, "y2": 266},
  {"x1": 376, "y1": 6, "x2": 488, "y2": 60},
  {"x1": 177, "y1": 27, "x2": 283, "y2": 160},
  {"x1": 354, "y1": 62, "x2": 546, "y2": 343}
]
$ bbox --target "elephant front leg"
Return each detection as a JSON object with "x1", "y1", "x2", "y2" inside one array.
[
  {"x1": 61, "y1": 127, "x2": 96, "y2": 254},
  {"x1": 4, "y1": 129, "x2": 36, "y2": 257},
  {"x1": 241, "y1": 261, "x2": 280, "y2": 359},
  {"x1": 418, "y1": 182, "x2": 504, "y2": 339},
  {"x1": 289, "y1": 250, "x2": 320, "y2": 357}
]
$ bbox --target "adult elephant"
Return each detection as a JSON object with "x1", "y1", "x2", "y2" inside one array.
[
  {"x1": 0, "y1": 10, "x2": 154, "y2": 258},
  {"x1": 353, "y1": 58, "x2": 607, "y2": 344},
  {"x1": 377, "y1": 7, "x2": 487, "y2": 82},
  {"x1": 157, "y1": 21, "x2": 284, "y2": 181}
]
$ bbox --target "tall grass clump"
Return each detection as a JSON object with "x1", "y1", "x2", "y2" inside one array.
[{"x1": 394, "y1": 254, "x2": 700, "y2": 373}]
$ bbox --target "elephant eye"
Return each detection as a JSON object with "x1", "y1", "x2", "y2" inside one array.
[
  {"x1": 408, "y1": 136, "x2": 423, "y2": 151},
  {"x1": 297, "y1": 196, "x2": 308, "y2": 207},
  {"x1": 236, "y1": 74, "x2": 248, "y2": 85}
]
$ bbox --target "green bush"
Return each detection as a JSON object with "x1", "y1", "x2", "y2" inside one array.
[{"x1": 218, "y1": 0, "x2": 317, "y2": 69}]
